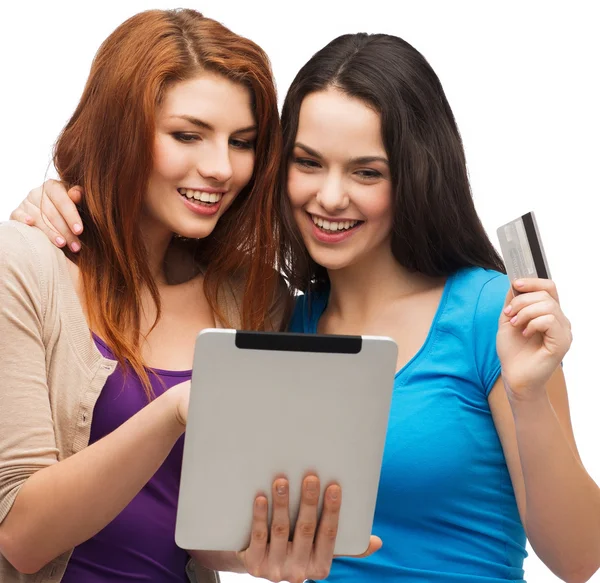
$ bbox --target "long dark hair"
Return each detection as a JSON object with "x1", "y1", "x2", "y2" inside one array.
[{"x1": 278, "y1": 33, "x2": 505, "y2": 291}]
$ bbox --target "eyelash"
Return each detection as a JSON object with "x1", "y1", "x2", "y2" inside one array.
[
  {"x1": 293, "y1": 157, "x2": 383, "y2": 180},
  {"x1": 172, "y1": 133, "x2": 255, "y2": 150},
  {"x1": 293, "y1": 157, "x2": 321, "y2": 169},
  {"x1": 230, "y1": 138, "x2": 255, "y2": 150},
  {"x1": 355, "y1": 169, "x2": 382, "y2": 179},
  {"x1": 173, "y1": 133, "x2": 199, "y2": 143}
]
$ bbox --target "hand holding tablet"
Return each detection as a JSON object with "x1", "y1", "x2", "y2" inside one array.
[
  {"x1": 175, "y1": 329, "x2": 398, "y2": 557},
  {"x1": 236, "y1": 474, "x2": 382, "y2": 581}
]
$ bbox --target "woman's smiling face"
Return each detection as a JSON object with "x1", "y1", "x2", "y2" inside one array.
[{"x1": 287, "y1": 87, "x2": 394, "y2": 272}]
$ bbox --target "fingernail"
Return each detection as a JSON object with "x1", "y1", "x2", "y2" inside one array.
[
  {"x1": 514, "y1": 280, "x2": 525, "y2": 288},
  {"x1": 71, "y1": 242, "x2": 81, "y2": 252},
  {"x1": 56, "y1": 237, "x2": 66, "y2": 246},
  {"x1": 277, "y1": 484, "x2": 287, "y2": 496},
  {"x1": 504, "y1": 305, "x2": 512, "y2": 315},
  {"x1": 328, "y1": 487, "x2": 339, "y2": 500},
  {"x1": 73, "y1": 223, "x2": 83, "y2": 234},
  {"x1": 510, "y1": 315, "x2": 518, "y2": 325},
  {"x1": 256, "y1": 498, "x2": 267, "y2": 510},
  {"x1": 306, "y1": 479, "x2": 318, "y2": 493}
]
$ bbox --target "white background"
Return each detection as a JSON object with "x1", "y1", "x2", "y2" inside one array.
[{"x1": 1, "y1": 1, "x2": 598, "y2": 582}]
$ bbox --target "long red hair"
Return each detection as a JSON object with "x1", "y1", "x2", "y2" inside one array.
[{"x1": 53, "y1": 9, "x2": 285, "y2": 396}]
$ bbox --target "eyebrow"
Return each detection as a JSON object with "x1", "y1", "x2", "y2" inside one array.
[
  {"x1": 295, "y1": 142, "x2": 389, "y2": 166},
  {"x1": 169, "y1": 115, "x2": 257, "y2": 134}
]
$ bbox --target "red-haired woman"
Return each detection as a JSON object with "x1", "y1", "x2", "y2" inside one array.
[{"x1": 0, "y1": 9, "x2": 379, "y2": 583}]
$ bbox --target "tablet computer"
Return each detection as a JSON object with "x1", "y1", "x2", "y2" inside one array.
[{"x1": 175, "y1": 329, "x2": 397, "y2": 556}]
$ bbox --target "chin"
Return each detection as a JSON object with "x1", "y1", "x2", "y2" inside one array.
[
  {"x1": 172, "y1": 221, "x2": 218, "y2": 241},
  {"x1": 307, "y1": 248, "x2": 355, "y2": 272}
]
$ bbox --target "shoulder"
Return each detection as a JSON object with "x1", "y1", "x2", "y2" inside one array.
[
  {"x1": 1, "y1": 220, "x2": 62, "y2": 259},
  {"x1": 452, "y1": 266, "x2": 509, "y2": 298},
  {"x1": 446, "y1": 267, "x2": 509, "y2": 323},
  {"x1": 441, "y1": 266, "x2": 510, "y2": 339},
  {"x1": 446, "y1": 267, "x2": 509, "y2": 394},
  {"x1": 0, "y1": 222, "x2": 66, "y2": 342},
  {"x1": 0, "y1": 221, "x2": 62, "y2": 281}
]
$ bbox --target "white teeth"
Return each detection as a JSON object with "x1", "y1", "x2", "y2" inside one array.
[
  {"x1": 179, "y1": 188, "x2": 223, "y2": 204},
  {"x1": 311, "y1": 214, "x2": 358, "y2": 232}
]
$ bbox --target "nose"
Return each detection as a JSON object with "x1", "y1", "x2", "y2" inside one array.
[
  {"x1": 316, "y1": 173, "x2": 349, "y2": 213},
  {"x1": 196, "y1": 141, "x2": 233, "y2": 184}
]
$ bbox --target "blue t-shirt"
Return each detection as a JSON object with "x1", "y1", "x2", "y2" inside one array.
[{"x1": 289, "y1": 267, "x2": 527, "y2": 582}]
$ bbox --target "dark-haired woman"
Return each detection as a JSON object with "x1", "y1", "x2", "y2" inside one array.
[{"x1": 282, "y1": 33, "x2": 600, "y2": 583}]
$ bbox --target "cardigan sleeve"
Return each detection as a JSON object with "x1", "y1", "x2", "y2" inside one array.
[{"x1": 0, "y1": 222, "x2": 59, "y2": 524}]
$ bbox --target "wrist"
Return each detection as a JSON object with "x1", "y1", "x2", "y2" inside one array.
[
  {"x1": 160, "y1": 384, "x2": 187, "y2": 434},
  {"x1": 502, "y1": 375, "x2": 547, "y2": 404},
  {"x1": 234, "y1": 551, "x2": 247, "y2": 573},
  {"x1": 188, "y1": 550, "x2": 247, "y2": 573},
  {"x1": 506, "y1": 384, "x2": 553, "y2": 419}
]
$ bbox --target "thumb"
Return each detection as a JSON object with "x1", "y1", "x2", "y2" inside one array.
[{"x1": 336, "y1": 535, "x2": 382, "y2": 559}]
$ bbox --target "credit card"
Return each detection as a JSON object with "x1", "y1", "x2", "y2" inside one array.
[{"x1": 496, "y1": 211, "x2": 551, "y2": 286}]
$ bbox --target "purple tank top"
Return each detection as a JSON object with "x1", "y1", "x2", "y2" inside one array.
[{"x1": 61, "y1": 334, "x2": 191, "y2": 582}]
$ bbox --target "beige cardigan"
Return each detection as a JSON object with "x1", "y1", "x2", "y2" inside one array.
[{"x1": 0, "y1": 221, "x2": 287, "y2": 583}]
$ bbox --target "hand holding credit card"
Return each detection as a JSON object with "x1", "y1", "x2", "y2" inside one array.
[
  {"x1": 496, "y1": 212, "x2": 551, "y2": 291},
  {"x1": 495, "y1": 211, "x2": 572, "y2": 390}
]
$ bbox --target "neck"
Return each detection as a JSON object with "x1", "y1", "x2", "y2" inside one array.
[
  {"x1": 139, "y1": 213, "x2": 174, "y2": 284},
  {"x1": 326, "y1": 247, "x2": 441, "y2": 324}
]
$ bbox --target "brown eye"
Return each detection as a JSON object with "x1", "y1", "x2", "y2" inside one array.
[
  {"x1": 294, "y1": 157, "x2": 321, "y2": 169},
  {"x1": 230, "y1": 138, "x2": 254, "y2": 150},
  {"x1": 356, "y1": 169, "x2": 382, "y2": 179}
]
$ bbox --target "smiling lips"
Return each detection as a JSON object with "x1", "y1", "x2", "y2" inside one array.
[
  {"x1": 310, "y1": 213, "x2": 360, "y2": 232},
  {"x1": 308, "y1": 212, "x2": 363, "y2": 243},
  {"x1": 178, "y1": 187, "x2": 226, "y2": 216},
  {"x1": 178, "y1": 187, "x2": 224, "y2": 204}
]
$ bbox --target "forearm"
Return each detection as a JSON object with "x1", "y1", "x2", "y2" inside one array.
[
  {"x1": 0, "y1": 388, "x2": 184, "y2": 574},
  {"x1": 511, "y1": 391, "x2": 600, "y2": 581},
  {"x1": 188, "y1": 550, "x2": 246, "y2": 573}
]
